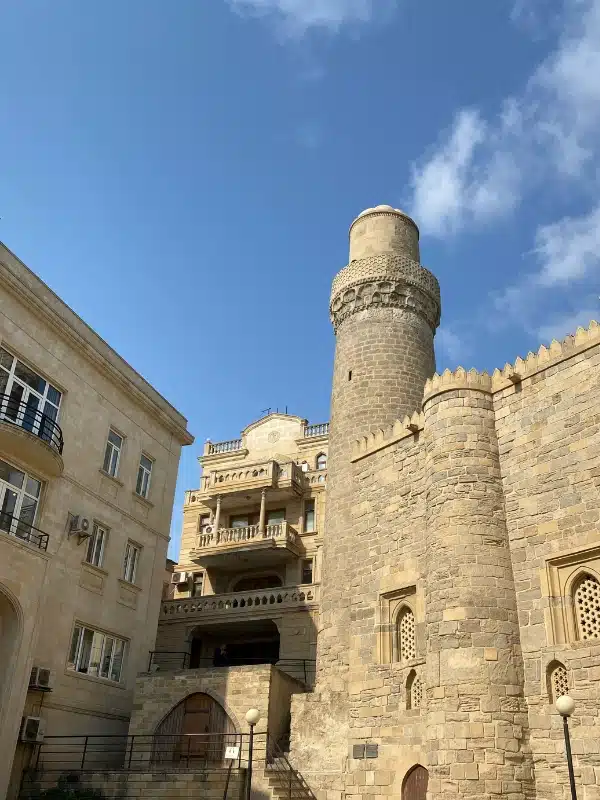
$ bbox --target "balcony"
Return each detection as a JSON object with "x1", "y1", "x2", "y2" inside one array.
[
  {"x1": 0, "y1": 394, "x2": 64, "y2": 478},
  {"x1": 303, "y1": 422, "x2": 329, "y2": 438},
  {"x1": 190, "y1": 521, "x2": 301, "y2": 568},
  {"x1": 160, "y1": 583, "x2": 319, "y2": 622},
  {"x1": 0, "y1": 510, "x2": 49, "y2": 551},
  {"x1": 195, "y1": 460, "x2": 304, "y2": 506}
]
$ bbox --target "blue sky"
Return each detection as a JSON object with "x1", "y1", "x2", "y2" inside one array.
[{"x1": 1, "y1": 0, "x2": 599, "y2": 557}]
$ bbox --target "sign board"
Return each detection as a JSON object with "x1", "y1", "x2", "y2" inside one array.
[
  {"x1": 365, "y1": 744, "x2": 379, "y2": 759},
  {"x1": 225, "y1": 746, "x2": 240, "y2": 761},
  {"x1": 352, "y1": 744, "x2": 366, "y2": 759}
]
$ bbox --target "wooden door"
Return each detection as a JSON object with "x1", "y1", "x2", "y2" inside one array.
[
  {"x1": 403, "y1": 766, "x2": 428, "y2": 800},
  {"x1": 182, "y1": 693, "x2": 212, "y2": 761}
]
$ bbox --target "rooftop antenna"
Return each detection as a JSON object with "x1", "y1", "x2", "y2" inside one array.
[{"x1": 261, "y1": 407, "x2": 271, "y2": 417}]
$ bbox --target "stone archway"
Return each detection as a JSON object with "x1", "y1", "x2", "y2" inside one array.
[
  {"x1": 153, "y1": 692, "x2": 237, "y2": 765},
  {"x1": 0, "y1": 586, "x2": 21, "y2": 713},
  {"x1": 402, "y1": 765, "x2": 428, "y2": 800}
]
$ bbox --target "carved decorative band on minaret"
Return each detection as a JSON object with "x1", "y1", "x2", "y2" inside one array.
[{"x1": 329, "y1": 253, "x2": 441, "y2": 333}]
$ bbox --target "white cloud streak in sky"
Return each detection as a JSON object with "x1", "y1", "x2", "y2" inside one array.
[{"x1": 227, "y1": 0, "x2": 396, "y2": 35}]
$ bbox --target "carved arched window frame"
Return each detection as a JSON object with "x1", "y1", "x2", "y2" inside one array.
[
  {"x1": 406, "y1": 669, "x2": 423, "y2": 710},
  {"x1": 546, "y1": 660, "x2": 569, "y2": 704},
  {"x1": 565, "y1": 567, "x2": 600, "y2": 642},
  {"x1": 394, "y1": 603, "x2": 417, "y2": 663},
  {"x1": 316, "y1": 453, "x2": 327, "y2": 470}
]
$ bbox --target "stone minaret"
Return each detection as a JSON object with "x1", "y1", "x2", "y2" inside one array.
[{"x1": 318, "y1": 205, "x2": 441, "y2": 681}]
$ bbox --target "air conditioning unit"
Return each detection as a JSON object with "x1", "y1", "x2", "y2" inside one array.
[
  {"x1": 202, "y1": 525, "x2": 214, "y2": 534},
  {"x1": 29, "y1": 666, "x2": 52, "y2": 691},
  {"x1": 69, "y1": 515, "x2": 91, "y2": 538},
  {"x1": 21, "y1": 716, "x2": 46, "y2": 743},
  {"x1": 171, "y1": 572, "x2": 189, "y2": 584}
]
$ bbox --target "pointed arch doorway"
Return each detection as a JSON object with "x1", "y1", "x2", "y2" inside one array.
[
  {"x1": 154, "y1": 692, "x2": 237, "y2": 765},
  {"x1": 402, "y1": 765, "x2": 428, "y2": 800}
]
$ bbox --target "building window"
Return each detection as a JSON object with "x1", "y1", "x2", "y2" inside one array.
[
  {"x1": 300, "y1": 461, "x2": 309, "y2": 472},
  {"x1": 191, "y1": 572, "x2": 204, "y2": 597},
  {"x1": 198, "y1": 514, "x2": 211, "y2": 532},
  {"x1": 267, "y1": 509, "x2": 285, "y2": 526},
  {"x1": 123, "y1": 541, "x2": 141, "y2": 584},
  {"x1": 548, "y1": 660, "x2": 569, "y2": 703},
  {"x1": 67, "y1": 624, "x2": 126, "y2": 682},
  {"x1": 85, "y1": 523, "x2": 107, "y2": 568},
  {"x1": 230, "y1": 515, "x2": 249, "y2": 529},
  {"x1": 103, "y1": 429, "x2": 123, "y2": 478},
  {"x1": 0, "y1": 457, "x2": 42, "y2": 540},
  {"x1": 316, "y1": 453, "x2": 327, "y2": 470},
  {"x1": 0, "y1": 346, "x2": 62, "y2": 442},
  {"x1": 397, "y1": 606, "x2": 416, "y2": 662},
  {"x1": 406, "y1": 670, "x2": 423, "y2": 710},
  {"x1": 136, "y1": 454, "x2": 153, "y2": 499},
  {"x1": 301, "y1": 558, "x2": 314, "y2": 585},
  {"x1": 574, "y1": 574, "x2": 600, "y2": 640},
  {"x1": 233, "y1": 574, "x2": 283, "y2": 591},
  {"x1": 304, "y1": 500, "x2": 315, "y2": 533}
]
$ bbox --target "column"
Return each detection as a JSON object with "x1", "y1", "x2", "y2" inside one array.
[
  {"x1": 258, "y1": 488, "x2": 267, "y2": 536},
  {"x1": 214, "y1": 496, "x2": 221, "y2": 532}
]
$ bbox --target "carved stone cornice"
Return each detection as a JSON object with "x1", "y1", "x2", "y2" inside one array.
[{"x1": 330, "y1": 254, "x2": 441, "y2": 332}]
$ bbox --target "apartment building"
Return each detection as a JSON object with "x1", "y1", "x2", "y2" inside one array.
[{"x1": 0, "y1": 241, "x2": 193, "y2": 797}]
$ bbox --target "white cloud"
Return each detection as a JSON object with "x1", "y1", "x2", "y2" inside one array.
[
  {"x1": 227, "y1": 0, "x2": 397, "y2": 35},
  {"x1": 436, "y1": 327, "x2": 467, "y2": 364},
  {"x1": 537, "y1": 307, "x2": 599, "y2": 343},
  {"x1": 534, "y1": 207, "x2": 600, "y2": 286},
  {"x1": 409, "y1": 0, "x2": 600, "y2": 236}
]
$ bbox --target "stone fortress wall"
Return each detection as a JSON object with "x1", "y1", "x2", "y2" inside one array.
[{"x1": 288, "y1": 204, "x2": 600, "y2": 800}]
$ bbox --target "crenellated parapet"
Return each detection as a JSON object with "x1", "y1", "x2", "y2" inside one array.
[
  {"x1": 351, "y1": 411, "x2": 424, "y2": 461},
  {"x1": 422, "y1": 366, "x2": 492, "y2": 405},
  {"x1": 491, "y1": 319, "x2": 599, "y2": 390}
]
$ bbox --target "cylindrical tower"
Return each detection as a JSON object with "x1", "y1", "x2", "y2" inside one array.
[
  {"x1": 317, "y1": 205, "x2": 441, "y2": 681},
  {"x1": 422, "y1": 370, "x2": 533, "y2": 799}
]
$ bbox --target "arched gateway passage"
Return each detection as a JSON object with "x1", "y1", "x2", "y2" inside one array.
[
  {"x1": 154, "y1": 693, "x2": 237, "y2": 764},
  {"x1": 402, "y1": 765, "x2": 428, "y2": 800}
]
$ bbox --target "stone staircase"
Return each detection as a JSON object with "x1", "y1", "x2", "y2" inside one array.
[{"x1": 262, "y1": 738, "x2": 316, "y2": 800}]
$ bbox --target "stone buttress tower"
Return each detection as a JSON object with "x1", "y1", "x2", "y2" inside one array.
[
  {"x1": 422, "y1": 370, "x2": 533, "y2": 799},
  {"x1": 318, "y1": 205, "x2": 441, "y2": 683}
]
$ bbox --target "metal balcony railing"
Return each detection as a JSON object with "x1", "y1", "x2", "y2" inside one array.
[
  {"x1": 146, "y1": 653, "x2": 316, "y2": 685},
  {"x1": 303, "y1": 423, "x2": 329, "y2": 438},
  {"x1": 0, "y1": 393, "x2": 64, "y2": 454},
  {"x1": 0, "y1": 510, "x2": 49, "y2": 551}
]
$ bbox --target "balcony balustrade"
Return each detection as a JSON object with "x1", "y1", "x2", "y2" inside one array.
[
  {"x1": 192, "y1": 521, "x2": 301, "y2": 567},
  {"x1": 303, "y1": 468, "x2": 327, "y2": 488},
  {"x1": 0, "y1": 393, "x2": 64, "y2": 477},
  {"x1": 195, "y1": 459, "x2": 304, "y2": 501},
  {"x1": 206, "y1": 438, "x2": 242, "y2": 455},
  {"x1": 160, "y1": 583, "x2": 319, "y2": 621},
  {"x1": 303, "y1": 423, "x2": 329, "y2": 438}
]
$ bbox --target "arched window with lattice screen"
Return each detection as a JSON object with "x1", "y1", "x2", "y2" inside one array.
[
  {"x1": 547, "y1": 660, "x2": 569, "y2": 703},
  {"x1": 396, "y1": 606, "x2": 416, "y2": 662},
  {"x1": 573, "y1": 573, "x2": 600, "y2": 641},
  {"x1": 406, "y1": 670, "x2": 423, "y2": 710}
]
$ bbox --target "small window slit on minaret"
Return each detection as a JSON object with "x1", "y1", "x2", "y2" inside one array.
[{"x1": 348, "y1": 370, "x2": 352, "y2": 381}]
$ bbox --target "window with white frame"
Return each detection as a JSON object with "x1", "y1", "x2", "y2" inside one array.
[
  {"x1": 67, "y1": 624, "x2": 126, "y2": 682},
  {"x1": 123, "y1": 541, "x2": 141, "y2": 584},
  {"x1": 0, "y1": 457, "x2": 42, "y2": 539},
  {"x1": 136, "y1": 454, "x2": 153, "y2": 499},
  {"x1": 103, "y1": 429, "x2": 123, "y2": 478},
  {"x1": 0, "y1": 346, "x2": 62, "y2": 442},
  {"x1": 85, "y1": 523, "x2": 107, "y2": 568}
]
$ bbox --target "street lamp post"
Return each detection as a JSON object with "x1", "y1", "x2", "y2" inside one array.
[
  {"x1": 245, "y1": 708, "x2": 261, "y2": 800},
  {"x1": 556, "y1": 694, "x2": 577, "y2": 800}
]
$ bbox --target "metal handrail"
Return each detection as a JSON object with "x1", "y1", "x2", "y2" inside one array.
[
  {"x1": 0, "y1": 393, "x2": 64, "y2": 454},
  {"x1": 147, "y1": 653, "x2": 316, "y2": 684},
  {"x1": 0, "y1": 510, "x2": 49, "y2": 551},
  {"x1": 266, "y1": 734, "x2": 317, "y2": 800}
]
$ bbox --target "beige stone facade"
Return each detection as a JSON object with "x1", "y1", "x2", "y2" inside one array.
[
  {"x1": 156, "y1": 412, "x2": 326, "y2": 686},
  {"x1": 286, "y1": 206, "x2": 600, "y2": 800},
  {"x1": 0, "y1": 241, "x2": 193, "y2": 797}
]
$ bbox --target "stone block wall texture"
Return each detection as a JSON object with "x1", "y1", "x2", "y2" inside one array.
[{"x1": 422, "y1": 377, "x2": 533, "y2": 800}]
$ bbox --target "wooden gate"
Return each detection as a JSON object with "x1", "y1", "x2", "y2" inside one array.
[
  {"x1": 154, "y1": 692, "x2": 237, "y2": 765},
  {"x1": 402, "y1": 765, "x2": 428, "y2": 800}
]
